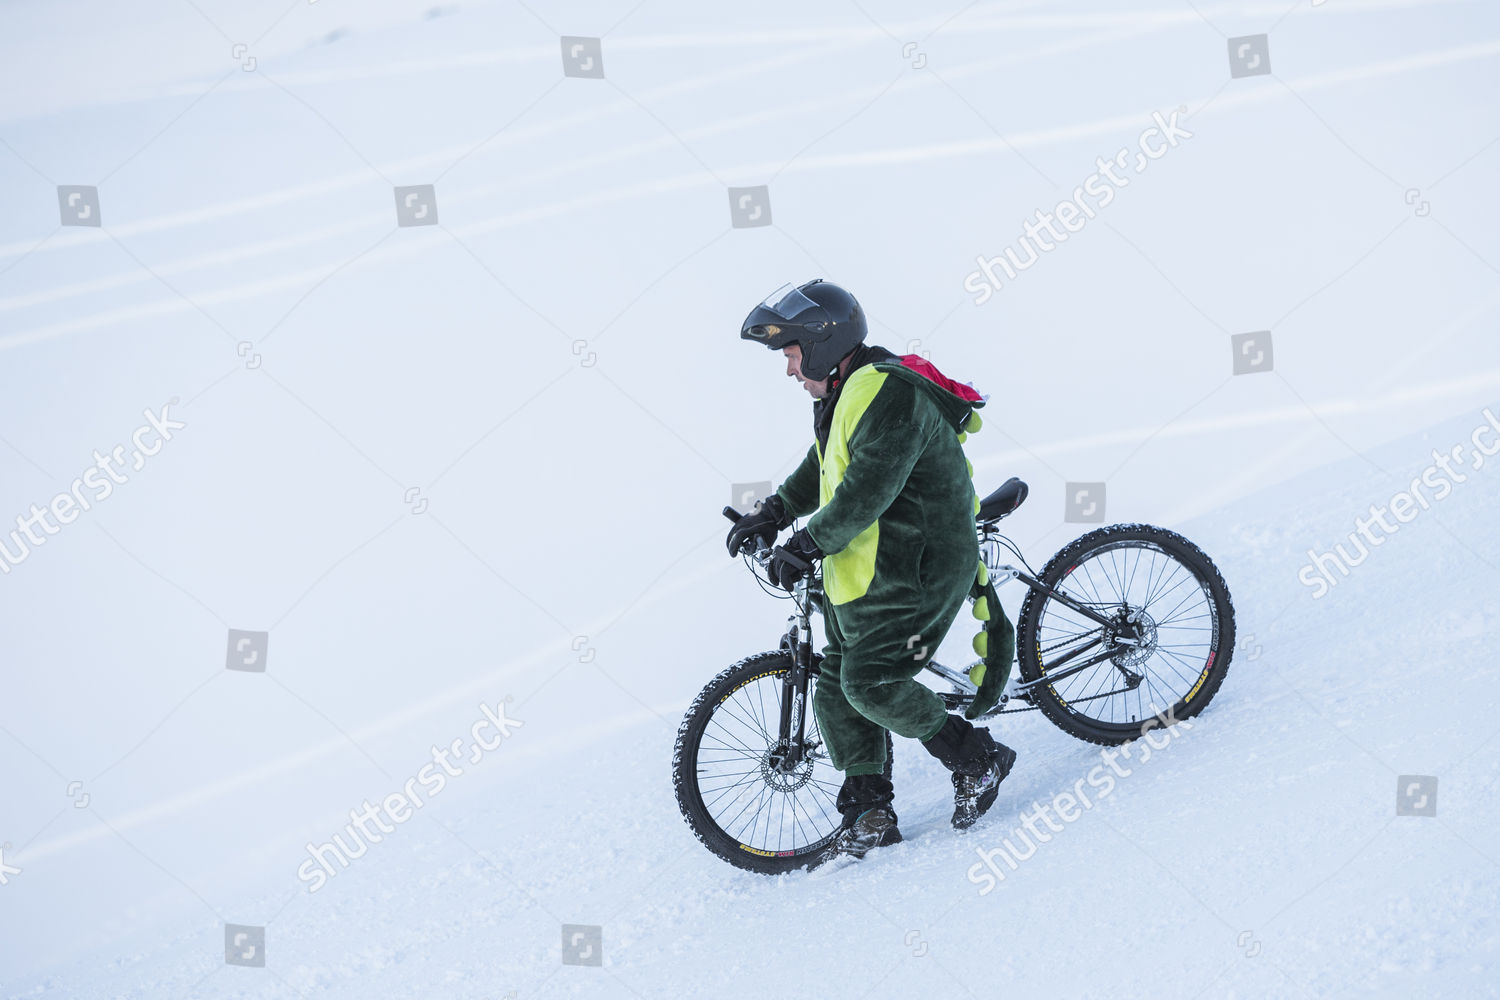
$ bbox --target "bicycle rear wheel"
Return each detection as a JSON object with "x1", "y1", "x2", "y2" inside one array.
[{"x1": 1016, "y1": 524, "x2": 1235, "y2": 745}]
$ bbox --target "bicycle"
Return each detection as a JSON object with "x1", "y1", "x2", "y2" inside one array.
[{"x1": 672, "y1": 477, "x2": 1237, "y2": 874}]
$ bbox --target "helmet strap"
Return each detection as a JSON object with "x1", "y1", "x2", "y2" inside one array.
[{"x1": 827, "y1": 346, "x2": 859, "y2": 392}]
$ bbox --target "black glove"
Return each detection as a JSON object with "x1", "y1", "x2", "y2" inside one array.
[
  {"x1": 726, "y1": 493, "x2": 792, "y2": 557},
  {"x1": 768, "y1": 527, "x2": 823, "y2": 590}
]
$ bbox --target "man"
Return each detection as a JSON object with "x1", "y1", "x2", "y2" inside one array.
[{"x1": 727, "y1": 278, "x2": 1017, "y2": 866}]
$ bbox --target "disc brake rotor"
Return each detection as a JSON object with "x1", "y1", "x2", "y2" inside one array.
[
  {"x1": 760, "y1": 741, "x2": 817, "y2": 792},
  {"x1": 1111, "y1": 609, "x2": 1159, "y2": 668}
]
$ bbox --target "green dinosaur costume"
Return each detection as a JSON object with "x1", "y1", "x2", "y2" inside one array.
[{"x1": 774, "y1": 345, "x2": 1014, "y2": 777}]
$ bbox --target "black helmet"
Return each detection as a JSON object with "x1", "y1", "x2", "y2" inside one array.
[{"x1": 741, "y1": 279, "x2": 867, "y2": 381}]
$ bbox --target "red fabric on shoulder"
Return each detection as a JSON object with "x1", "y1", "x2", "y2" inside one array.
[{"x1": 896, "y1": 354, "x2": 984, "y2": 403}]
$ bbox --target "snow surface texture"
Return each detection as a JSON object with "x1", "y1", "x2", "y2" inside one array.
[{"x1": 2, "y1": 1, "x2": 1499, "y2": 997}]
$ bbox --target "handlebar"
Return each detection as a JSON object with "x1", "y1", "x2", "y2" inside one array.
[
  {"x1": 723, "y1": 505, "x2": 815, "y2": 577},
  {"x1": 724, "y1": 505, "x2": 776, "y2": 564}
]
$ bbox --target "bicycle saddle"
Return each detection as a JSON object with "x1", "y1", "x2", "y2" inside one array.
[{"x1": 977, "y1": 477, "x2": 1028, "y2": 523}]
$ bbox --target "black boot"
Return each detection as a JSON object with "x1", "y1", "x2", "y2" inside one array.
[
  {"x1": 816, "y1": 774, "x2": 901, "y2": 869},
  {"x1": 834, "y1": 773, "x2": 895, "y2": 826},
  {"x1": 922, "y1": 714, "x2": 1017, "y2": 830}
]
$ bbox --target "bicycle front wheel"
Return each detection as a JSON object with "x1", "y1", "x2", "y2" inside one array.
[{"x1": 673, "y1": 651, "x2": 883, "y2": 874}]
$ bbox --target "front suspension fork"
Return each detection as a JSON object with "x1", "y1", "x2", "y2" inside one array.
[{"x1": 773, "y1": 616, "x2": 816, "y2": 771}]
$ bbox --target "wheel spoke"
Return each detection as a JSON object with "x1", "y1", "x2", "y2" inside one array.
[
  {"x1": 1029, "y1": 536, "x2": 1221, "y2": 730},
  {"x1": 691, "y1": 669, "x2": 842, "y2": 858}
]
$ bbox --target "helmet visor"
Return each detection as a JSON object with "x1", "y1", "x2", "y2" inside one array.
[{"x1": 759, "y1": 283, "x2": 821, "y2": 322}]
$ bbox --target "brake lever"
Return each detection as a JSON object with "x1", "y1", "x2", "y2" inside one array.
[
  {"x1": 769, "y1": 543, "x2": 812, "y2": 572},
  {"x1": 722, "y1": 505, "x2": 813, "y2": 572}
]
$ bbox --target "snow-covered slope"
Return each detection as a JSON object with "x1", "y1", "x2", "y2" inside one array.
[
  {"x1": 3, "y1": 1, "x2": 1499, "y2": 998},
  {"x1": 9, "y1": 401, "x2": 1497, "y2": 1000}
]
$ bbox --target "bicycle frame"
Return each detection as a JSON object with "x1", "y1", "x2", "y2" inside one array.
[
  {"x1": 754, "y1": 517, "x2": 1140, "y2": 774},
  {"x1": 975, "y1": 524, "x2": 1144, "y2": 700}
]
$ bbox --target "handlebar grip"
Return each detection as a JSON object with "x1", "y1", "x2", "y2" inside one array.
[
  {"x1": 723, "y1": 505, "x2": 744, "y2": 523},
  {"x1": 770, "y1": 544, "x2": 812, "y2": 571}
]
